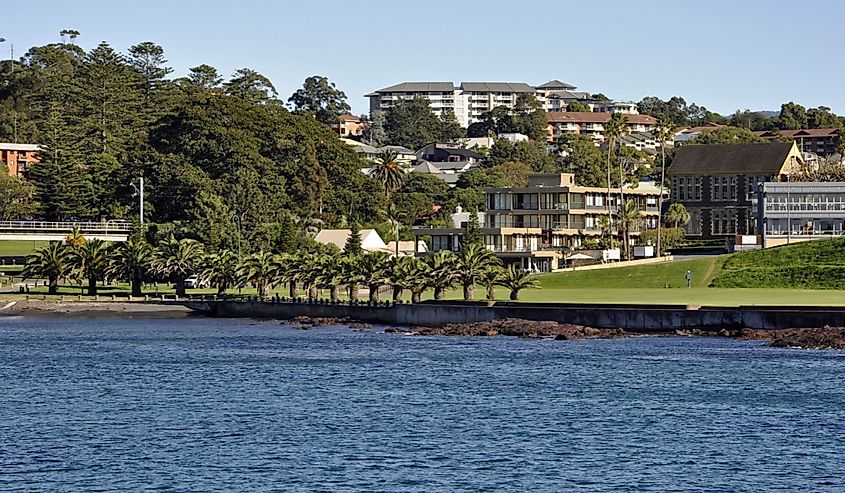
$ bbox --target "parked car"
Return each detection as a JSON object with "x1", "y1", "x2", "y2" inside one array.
[{"x1": 184, "y1": 275, "x2": 207, "y2": 289}]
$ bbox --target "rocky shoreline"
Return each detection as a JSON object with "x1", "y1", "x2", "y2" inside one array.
[{"x1": 282, "y1": 315, "x2": 845, "y2": 350}]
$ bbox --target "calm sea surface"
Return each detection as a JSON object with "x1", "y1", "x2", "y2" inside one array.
[{"x1": 0, "y1": 317, "x2": 843, "y2": 492}]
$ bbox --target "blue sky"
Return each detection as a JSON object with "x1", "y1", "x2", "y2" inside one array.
[{"x1": 4, "y1": 0, "x2": 844, "y2": 117}]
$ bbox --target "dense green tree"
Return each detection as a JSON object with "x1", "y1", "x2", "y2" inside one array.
[
  {"x1": 692, "y1": 126, "x2": 762, "y2": 144},
  {"x1": 344, "y1": 222, "x2": 363, "y2": 256},
  {"x1": 424, "y1": 250, "x2": 457, "y2": 301},
  {"x1": 637, "y1": 96, "x2": 726, "y2": 127},
  {"x1": 0, "y1": 167, "x2": 37, "y2": 219},
  {"x1": 555, "y1": 134, "x2": 606, "y2": 187},
  {"x1": 665, "y1": 203, "x2": 690, "y2": 228},
  {"x1": 485, "y1": 138, "x2": 555, "y2": 171},
  {"x1": 288, "y1": 75, "x2": 351, "y2": 124},
  {"x1": 225, "y1": 68, "x2": 277, "y2": 104},
  {"x1": 198, "y1": 249, "x2": 239, "y2": 296},
  {"x1": 463, "y1": 209, "x2": 483, "y2": 248},
  {"x1": 566, "y1": 101, "x2": 590, "y2": 112},
  {"x1": 437, "y1": 109, "x2": 466, "y2": 142},
  {"x1": 358, "y1": 251, "x2": 390, "y2": 303},
  {"x1": 363, "y1": 109, "x2": 387, "y2": 146},
  {"x1": 26, "y1": 157, "x2": 94, "y2": 219},
  {"x1": 370, "y1": 148, "x2": 407, "y2": 198},
  {"x1": 384, "y1": 97, "x2": 447, "y2": 150},
  {"x1": 187, "y1": 64, "x2": 223, "y2": 89}
]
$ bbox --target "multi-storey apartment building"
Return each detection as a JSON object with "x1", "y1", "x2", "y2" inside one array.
[
  {"x1": 668, "y1": 142, "x2": 803, "y2": 240},
  {"x1": 1, "y1": 142, "x2": 40, "y2": 176},
  {"x1": 367, "y1": 80, "x2": 626, "y2": 129},
  {"x1": 755, "y1": 182, "x2": 845, "y2": 248},
  {"x1": 414, "y1": 173, "x2": 661, "y2": 272},
  {"x1": 546, "y1": 112, "x2": 658, "y2": 142},
  {"x1": 756, "y1": 128, "x2": 841, "y2": 157}
]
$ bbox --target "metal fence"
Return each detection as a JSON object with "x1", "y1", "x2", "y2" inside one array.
[{"x1": 0, "y1": 221, "x2": 133, "y2": 233}]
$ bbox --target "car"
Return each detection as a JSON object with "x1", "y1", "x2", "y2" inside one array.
[{"x1": 184, "y1": 275, "x2": 207, "y2": 289}]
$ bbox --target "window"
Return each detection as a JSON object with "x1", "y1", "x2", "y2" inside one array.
[
  {"x1": 711, "y1": 208, "x2": 737, "y2": 235},
  {"x1": 712, "y1": 176, "x2": 737, "y2": 201}
]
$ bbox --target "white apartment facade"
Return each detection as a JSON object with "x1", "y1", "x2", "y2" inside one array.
[{"x1": 367, "y1": 80, "x2": 631, "y2": 129}]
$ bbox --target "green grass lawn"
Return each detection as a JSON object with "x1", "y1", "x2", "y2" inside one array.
[
  {"x1": 539, "y1": 256, "x2": 725, "y2": 289},
  {"x1": 0, "y1": 240, "x2": 48, "y2": 257}
]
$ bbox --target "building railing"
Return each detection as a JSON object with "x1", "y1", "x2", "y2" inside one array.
[{"x1": 0, "y1": 220, "x2": 133, "y2": 233}]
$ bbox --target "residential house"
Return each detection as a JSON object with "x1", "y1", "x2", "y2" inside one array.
[
  {"x1": 667, "y1": 142, "x2": 803, "y2": 240},
  {"x1": 755, "y1": 181, "x2": 845, "y2": 248},
  {"x1": 1, "y1": 143, "x2": 40, "y2": 177},
  {"x1": 330, "y1": 114, "x2": 365, "y2": 137},
  {"x1": 415, "y1": 143, "x2": 483, "y2": 164},
  {"x1": 756, "y1": 128, "x2": 841, "y2": 157},
  {"x1": 546, "y1": 112, "x2": 658, "y2": 142},
  {"x1": 414, "y1": 173, "x2": 661, "y2": 272},
  {"x1": 314, "y1": 229, "x2": 390, "y2": 254},
  {"x1": 673, "y1": 123, "x2": 726, "y2": 144}
]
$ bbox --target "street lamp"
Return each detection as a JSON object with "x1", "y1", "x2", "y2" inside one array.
[{"x1": 232, "y1": 215, "x2": 242, "y2": 259}]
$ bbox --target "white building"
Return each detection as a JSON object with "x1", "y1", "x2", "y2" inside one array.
[{"x1": 314, "y1": 229, "x2": 389, "y2": 253}]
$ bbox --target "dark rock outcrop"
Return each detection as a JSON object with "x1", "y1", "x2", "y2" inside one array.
[{"x1": 391, "y1": 318, "x2": 626, "y2": 340}]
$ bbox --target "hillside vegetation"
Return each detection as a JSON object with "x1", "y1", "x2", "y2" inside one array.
[{"x1": 711, "y1": 239, "x2": 845, "y2": 289}]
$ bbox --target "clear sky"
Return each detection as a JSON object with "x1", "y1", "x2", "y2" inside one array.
[{"x1": 4, "y1": 0, "x2": 844, "y2": 117}]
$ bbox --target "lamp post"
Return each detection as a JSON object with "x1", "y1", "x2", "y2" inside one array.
[{"x1": 232, "y1": 215, "x2": 242, "y2": 259}]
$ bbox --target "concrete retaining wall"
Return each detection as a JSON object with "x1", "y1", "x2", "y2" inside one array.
[{"x1": 184, "y1": 300, "x2": 845, "y2": 331}]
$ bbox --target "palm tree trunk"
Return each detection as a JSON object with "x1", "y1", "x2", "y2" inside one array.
[
  {"x1": 486, "y1": 286, "x2": 495, "y2": 301},
  {"x1": 289, "y1": 282, "x2": 299, "y2": 299},
  {"x1": 330, "y1": 285, "x2": 340, "y2": 302},
  {"x1": 88, "y1": 276, "x2": 97, "y2": 296},
  {"x1": 308, "y1": 285, "x2": 317, "y2": 300},
  {"x1": 369, "y1": 285, "x2": 379, "y2": 303},
  {"x1": 463, "y1": 283, "x2": 473, "y2": 301},
  {"x1": 411, "y1": 290, "x2": 422, "y2": 304},
  {"x1": 175, "y1": 279, "x2": 186, "y2": 297},
  {"x1": 349, "y1": 285, "x2": 359, "y2": 303},
  {"x1": 392, "y1": 286, "x2": 403, "y2": 303},
  {"x1": 434, "y1": 287, "x2": 445, "y2": 300},
  {"x1": 131, "y1": 274, "x2": 143, "y2": 297},
  {"x1": 510, "y1": 289, "x2": 519, "y2": 301},
  {"x1": 49, "y1": 276, "x2": 58, "y2": 295},
  {"x1": 259, "y1": 283, "x2": 269, "y2": 300},
  {"x1": 217, "y1": 284, "x2": 227, "y2": 296}
]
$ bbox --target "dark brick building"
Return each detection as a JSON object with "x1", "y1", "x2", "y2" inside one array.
[{"x1": 668, "y1": 142, "x2": 803, "y2": 239}]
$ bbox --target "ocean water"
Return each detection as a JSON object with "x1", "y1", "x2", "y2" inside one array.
[{"x1": 0, "y1": 317, "x2": 843, "y2": 492}]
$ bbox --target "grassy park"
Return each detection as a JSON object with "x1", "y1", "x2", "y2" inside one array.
[{"x1": 6, "y1": 237, "x2": 845, "y2": 308}]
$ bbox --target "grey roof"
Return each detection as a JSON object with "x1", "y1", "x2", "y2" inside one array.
[
  {"x1": 431, "y1": 160, "x2": 475, "y2": 170},
  {"x1": 668, "y1": 143, "x2": 797, "y2": 177},
  {"x1": 380, "y1": 145, "x2": 415, "y2": 154},
  {"x1": 536, "y1": 79, "x2": 577, "y2": 90},
  {"x1": 460, "y1": 82, "x2": 537, "y2": 93},
  {"x1": 545, "y1": 90, "x2": 592, "y2": 100},
  {"x1": 370, "y1": 82, "x2": 455, "y2": 94}
]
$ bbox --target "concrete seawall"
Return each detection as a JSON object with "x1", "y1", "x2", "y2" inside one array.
[{"x1": 184, "y1": 300, "x2": 845, "y2": 331}]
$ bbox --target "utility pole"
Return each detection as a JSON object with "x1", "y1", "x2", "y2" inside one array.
[
  {"x1": 131, "y1": 177, "x2": 145, "y2": 226},
  {"x1": 139, "y1": 177, "x2": 144, "y2": 226}
]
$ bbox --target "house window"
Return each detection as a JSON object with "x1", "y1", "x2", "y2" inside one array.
[
  {"x1": 711, "y1": 208, "x2": 737, "y2": 235},
  {"x1": 713, "y1": 176, "x2": 737, "y2": 201}
]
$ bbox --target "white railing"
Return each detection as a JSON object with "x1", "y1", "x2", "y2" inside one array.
[{"x1": 0, "y1": 220, "x2": 133, "y2": 233}]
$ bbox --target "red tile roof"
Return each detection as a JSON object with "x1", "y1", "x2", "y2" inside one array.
[
  {"x1": 546, "y1": 112, "x2": 657, "y2": 125},
  {"x1": 338, "y1": 114, "x2": 361, "y2": 122}
]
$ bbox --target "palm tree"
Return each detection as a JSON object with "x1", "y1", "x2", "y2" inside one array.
[
  {"x1": 316, "y1": 255, "x2": 345, "y2": 302},
  {"x1": 454, "y1": 243, "x2": 501, "y2": 301},
  {"x1": 370, "y1": 149, "x2": 407, "y2": 199},
  {"x1": 616, "y1": 199, "x2": 643, "y2": 259},
  {"x1": 665, "y1": 203, "x2": 690, "y2": 229},
  {"x1": 653, "y1": 119, "x2": 676, "y2": 255},
  {"x1": 495, "y1": 266, "x2": 540, "y2": 301},
  {"x1": 199, "y1": 249, "x2": 239, "y2": 296},
  {"x1": 276, "y1": 253, "x2": 303, "y2": 298},
  {"x1": 424, "y1": 251, "x2": 457, "y2": 301},
  {"x1": 387, "y1": 255, "x2": 415, "y2": 303},
  {"x1": 480, "y1": 267, "x2": 503, "y2": 301},
  {"x1": 150, "y1": 236, "x2": 204, "y2": 297},
  {"x1": 238, "y1": 251, "x2": 277, "y2": 300},
  {"x1": 358, "y1": 251, "x2": 390, "y2": 303},
  {"x1": 22, "y1": 242, "x2": 72, "y2": 295},
  {"x1": 339, "y1": 255, "x2": 365, "y2": 303},
  {"x1": 405, "y1": 257, "x2": 431, "y2": 304},
  {"x1": 299, "y1": 253, "x2": 323, "y2": 300},
  {"x1": 108, "y1": 237, "x2": 152, "y2": 297},
  {"x1": 70, "y1": 238, "x2": 110, "y2": 295},
  {"x1": 65, "y1": 226, "x2": 85, "y2": 248},
  {"x1": 603, "y1": 112, "x2": 628, "y2": 231}
]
